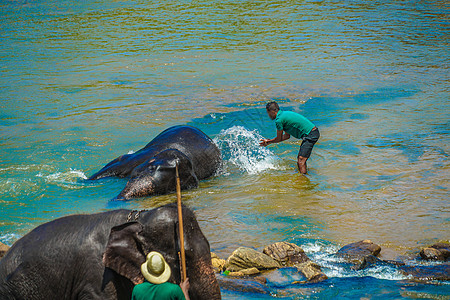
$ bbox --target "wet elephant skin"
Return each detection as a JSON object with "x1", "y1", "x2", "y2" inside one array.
[
  {"x1": 0, "y1": 204, "x2": 221, "y2": 300},
  {"x1": 89, "y1": 125, "x2": 222, "y2": 200}
]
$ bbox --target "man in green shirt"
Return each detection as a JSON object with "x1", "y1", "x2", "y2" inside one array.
[
  {"x1": 260, "y1": 101, "x2": 320, "y2": 174},
  {"x1": 132, "y1": 251, "x2": 190, "y2": 300}
]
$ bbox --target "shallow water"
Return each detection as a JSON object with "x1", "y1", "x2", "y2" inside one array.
[{"x1": 1, "y1": 0, "x2": 449, "y2": 298}]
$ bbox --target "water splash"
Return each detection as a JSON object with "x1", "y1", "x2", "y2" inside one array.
[
  {"x1": 0, "y1": 233, "x2": 20, "y2": 246},
  {"x1": 298, "y1": 241, "x2": 407, "y2": 281},
  {"x1": 213, "y1": 126, "x2": 281, "y2": 175},
  {"x1": 37, "y1": 168, "x2": 88, "y2": 189}
]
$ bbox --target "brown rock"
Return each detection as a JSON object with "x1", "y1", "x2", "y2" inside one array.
[
  {"x1": 263, "y1": 242, "x2": 328, "y2": 283},
  {"x1": 227, "y1": 271, "x2": 245, "y2": 277},
  {"x1": 337, "y1": 240, "x2": 381, "y2": 257},
  {"x1": 337, "y1": 240, "x2": 382, "y2": 270},
  {"x1": 216, "y1": 276, "x2": 270, "y2": 295},
  {"x1": 420, "y1": 243, "x2": 450, "y2": 261},
  {"x1": 253, "y1": 276, "x2": 267, "y2": 284},
  {"x1": 224, "y1": 247, "x2": 281, "y2": 272},
  {"x1": 295, "y1": 261, "x2": 328, "y2": 283},
  {"x1": 263, "y1": 242, "x2": 310, "y2": 266},
  {"x1": 211, "y1": 252, "x2": 226, "y2": 273},
  {"x1": 227, "y1": 268, "x2": 260, "y2": 277},
  {"x1": 0, "y1": 242, "x2": 10, "y2": 259},
  {"x1": 420, "y1": 248, "x2": 443, "y2": 261},
  {"x1": 240, "y1": 267, "x2": 260, "y2": 276}
]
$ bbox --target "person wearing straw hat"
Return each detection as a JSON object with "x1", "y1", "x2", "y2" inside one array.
[{"x1": 132, "y1": 251, "x2": 190, "y2": 300}]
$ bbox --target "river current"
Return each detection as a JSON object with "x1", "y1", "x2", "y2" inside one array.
[{"x1": 0, "y1": 0, "x2": 449, "y2": 298}]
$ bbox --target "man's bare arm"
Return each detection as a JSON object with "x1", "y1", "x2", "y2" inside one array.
[{"x1": 259, "y1": 130, "x2": 290, "y2": 146}]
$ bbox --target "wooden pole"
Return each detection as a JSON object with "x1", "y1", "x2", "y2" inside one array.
[{"x1": 176, "y1": 162, "x2": 187, "y2": 282}]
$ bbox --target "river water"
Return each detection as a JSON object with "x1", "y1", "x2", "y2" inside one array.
[{"x1": 1, "y1": 0, "x2": 449, "y2": 298}]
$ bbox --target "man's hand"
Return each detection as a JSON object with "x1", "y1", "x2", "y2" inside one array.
[
  {"x1": 180, "y1": 278, "x2": 190, "y2": 300},
  {"x1": 259, "y1": 139, "x2": 269, "y2": 147}
]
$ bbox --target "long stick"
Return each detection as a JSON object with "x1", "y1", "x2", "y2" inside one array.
[{"x1": 176, "y1": 162, "x2": 187, "y2": 282}]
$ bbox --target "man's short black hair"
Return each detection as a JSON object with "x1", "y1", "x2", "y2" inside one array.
[{"x1": 266, "y1": 101, "x2": 279, "y2": 112}]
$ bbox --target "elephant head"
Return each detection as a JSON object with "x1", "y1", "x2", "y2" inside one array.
[
  {"x1": 102, "y1": 204, "x2": 221, "y2": 300},
  {"x1": 115, "y1": 149, "x2": 199, "y2": 200}
]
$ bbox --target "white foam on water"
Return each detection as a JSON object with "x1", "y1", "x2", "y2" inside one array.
[
  {"x1": 302, "y1": 241, "x2": 340, "y2": 255},
  {"x1": 37, "y1": 168, "x2": 87, "y2": 188},
  {"x1": 301, "y1": 241, "x2": 407, "y2": 281},
  {"x1": 213, "y1": 126, "x2": 282, "y2": 175},
  {"x1": 320, "y1": 257, "x2": 408, "y2": 281},
  {"x1": 0, "y1": 233, "x2": 20, "y2": 246},
  {"x1": 360, "y1": 265, "x2": 407, "y2": 281}
]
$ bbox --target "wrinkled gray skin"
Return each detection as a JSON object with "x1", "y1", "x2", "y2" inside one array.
[
  {"x1": 89, "y1": 125, "x2": 222, "y2": 200},
  {"x1": 0, "y1": 204, "x2": 221, "y2": 300}
]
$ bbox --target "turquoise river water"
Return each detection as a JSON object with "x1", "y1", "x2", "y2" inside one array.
[{"x1": 0, "y1": 0, "x2": 449, "y2": 299}]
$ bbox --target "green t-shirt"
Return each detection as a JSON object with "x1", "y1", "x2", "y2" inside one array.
[
  {"x1": 274, "y1": 110, "x2": 315, "y2": 139},
  {"x1": 131, "y1": 281, "x2": 186, "y2": 300}
]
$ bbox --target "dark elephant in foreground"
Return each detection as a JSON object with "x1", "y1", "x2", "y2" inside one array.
[
  {"x1": 89, "y1": 125, "x2": 222, "y2": 200},
  {"x1": 0, "y1": 204, "x2": 221, "y2": 300}
]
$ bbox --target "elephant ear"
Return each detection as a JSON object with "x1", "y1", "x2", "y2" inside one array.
[{"x1": 103, "y1": 222, "x2": 146, "y2": 285}]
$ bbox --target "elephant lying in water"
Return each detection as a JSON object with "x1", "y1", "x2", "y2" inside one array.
[
  {"x1": 89, "y1": 125, "x2": 222, "y2": 200},
  {"x1": 0, "y1": 204, "x2": 221, "y2": 300}
]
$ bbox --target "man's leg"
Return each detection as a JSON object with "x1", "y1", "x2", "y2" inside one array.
[
  {"x1": 297, "y1": 156, "x2": 308, "y2": 174},
  {"x1": 297, "y1": 128, "x2": 319, "y2": 174}
]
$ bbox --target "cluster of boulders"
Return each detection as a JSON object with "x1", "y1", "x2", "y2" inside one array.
[
  {"x1": 211, "y1": 239, "x2": 450, "y2": 289},
  {"x1": 212, "y1": 241, "x2": 327, "y2": 284},
  {"x1": 2, "y1": 239, "x2": 449, "y2": 287},
  {"x1": 335, "y1": 240, "x2": 450, "y2": 282}
]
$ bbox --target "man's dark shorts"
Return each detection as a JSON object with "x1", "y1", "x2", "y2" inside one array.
[{"x1": 298, "y1": 127, "x2": 320, "y2": 158}]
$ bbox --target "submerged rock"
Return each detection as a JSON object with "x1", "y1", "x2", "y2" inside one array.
[
  {"x1": 224, "y1": 247, "x2": 281, "y2": 272},
  {"x1": 419, "y1": 243, "x2": 450, "y2": 261},
  {"x1": 263, "y1": 242, "x2": 328, "y2": 283},
  {"x1": 216, "y1": 275, "x2": 271, "y2": 295},
  {"x1": 337, "y1": 240, "x2": 381, "y2": 270},
  {"x1": 263, "y1": 242, "x2": 309, "y2": 265},
  {"x1": 0, "y1": 242, "x2": 9, "y2": 259},
  {"x1": 400, "y1": 263, "x2": 450, "y2": 282}
]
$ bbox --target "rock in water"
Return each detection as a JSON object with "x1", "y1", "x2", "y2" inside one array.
[
  {"x1": 337, "y1": 240, "x2": 381, "y2": 270},
  {"x1": 400, "y1": 263, "x2": 450, "y2": 282},
  {"x1": 224, "y1": 247, "x2": 281, "y2": 272},
  {"x1": 227, "y1": 268, "x2": 260, "y2": 277},
  {"x1": 0, "y1": 242, "x2": 9, "y2": 259},
  {"x1": 294, "y1": 261, "x2": 328, "y2": 283},
  {"x1": 338, "y1": 240, "x2": 381, "y2": 256},
  {"x1": 263, "y1": 242, "x2": 327, "y2": 282},
  {"x1": 262, "y1": 242, "x2": 309, "y2": 265},
  {"x1": 211, "y1": 252, "x2": 226, "y2": 273},
  {"x1": 216, "y1": 276, "x2": 271, "y2": 295},
  {"x1": 419, "y1": 243, "x2": 450, "y2": 261}
]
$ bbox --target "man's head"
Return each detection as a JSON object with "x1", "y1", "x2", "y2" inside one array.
[{"x1": 266, "y1": 101, "x2": 279, "y2": 120}]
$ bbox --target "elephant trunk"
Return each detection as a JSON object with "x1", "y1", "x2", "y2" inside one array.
[{"x1": 115, "y1": 176, "x2": 156, "y2": 200}]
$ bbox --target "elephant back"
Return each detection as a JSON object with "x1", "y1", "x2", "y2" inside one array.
[{"x1": 144, "y1": 125, "x2": 222, "y2": 180}]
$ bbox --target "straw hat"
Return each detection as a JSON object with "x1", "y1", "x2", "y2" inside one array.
[{"x1": 141, "y1": 252, "x2": 171, "y2": 284}]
